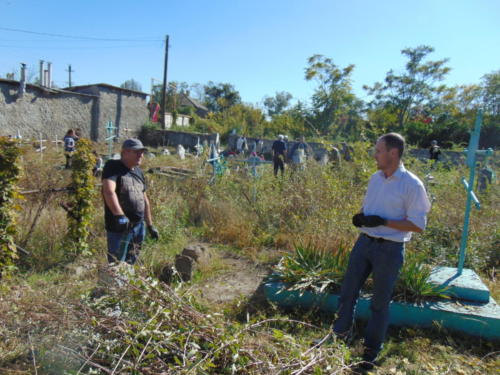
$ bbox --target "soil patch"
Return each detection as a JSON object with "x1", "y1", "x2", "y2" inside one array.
[{"x1": 198, "y1": 251, "x2": 276, "y2": 305}]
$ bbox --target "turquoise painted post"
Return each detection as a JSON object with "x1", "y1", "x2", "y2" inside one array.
[
  {"x1": 207, "y1": 143, "x2": 226, "y2": 183},
  {"x1": 458, "y1": 110, "x2": 483, "y2": 274},
  {"x1": 105, "y1": 121, "x2": 116, "y2": 160}
]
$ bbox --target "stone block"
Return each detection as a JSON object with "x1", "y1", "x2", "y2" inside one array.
[
  {"x1": 175, "y1": 254, "x2": 195, "y2": 281},
  {"x1": 159, "y1": 263, "x2": 174, "y2": 284},
  {"x1": 181, "y1": 244, "x2": 211, "y2": 265}
]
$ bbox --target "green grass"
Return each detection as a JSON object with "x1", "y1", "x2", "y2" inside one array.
[{"x1": 0, "y1": 143, "x2": 498, "y2": 374}]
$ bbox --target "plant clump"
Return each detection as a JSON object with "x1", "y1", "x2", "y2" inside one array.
[{"x1": 0, "y1": 137, "x2": 23, "y2": 278}]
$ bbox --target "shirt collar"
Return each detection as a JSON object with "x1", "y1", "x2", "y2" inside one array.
[{"x1": 378, "y1": 163, "x2": 406, "y2": 180}]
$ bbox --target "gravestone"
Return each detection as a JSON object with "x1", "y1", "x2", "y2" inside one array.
[
  {"x1": 177, "y1": 144, "x2": 186, "y2": 160},
  {"x1": 428, "y1": 110, "x2": 495, "y2": 303},
  {"x1": 174, "y1": 244, "x2": 212, "y2": 281}
]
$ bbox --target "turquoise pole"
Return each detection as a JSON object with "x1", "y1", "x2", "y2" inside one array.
[{"x1": 458, "y1": 110, "x2": 483, "y2": 274}]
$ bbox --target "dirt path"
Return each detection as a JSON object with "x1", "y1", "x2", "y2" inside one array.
[{"x1": 198, "y1": 251, "x2": 276, "y2": 305}]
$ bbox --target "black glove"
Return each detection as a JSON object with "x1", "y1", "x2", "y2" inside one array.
[
  {"x1": 352, "y1": 213, "x2": 365, "y2": 227},
  {"x1": 147, "y1": 225, "x2": 160, "y2": 240},
  {"x1": 112, "y1": 215, "x2": 129, "y2": 232},
  {"x1": 363, "y1": 215, "x2": 387, "y2": 227}
]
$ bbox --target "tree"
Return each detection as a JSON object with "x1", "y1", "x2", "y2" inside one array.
[
  {"x1": 479, "y1": 70, "x2": 500, "y2": 148},
  {"x1": 364, "y1": 45, "x2": 451, "y2": 129},
  {"x1": 203, "y1": 82, "x2": 241, "y2": 113},
  {"x1": 210, "y1": 103, "x2": 265, "y2": 136},
  {"x1": 150, "y1": 81, "x2": 190, "y2": 111},
  {"x1": 481, "y1": 70, "x2": 500, "y2": 117},
  {"x1": 120, "y1": 79, "x2": 142, "y2": 92},
  {"x1": 263, "y1": 91, "x2": 293, "y2": 117},
  {"x1": 304, "y1": 54, "x2": 364, "y2": 138}
]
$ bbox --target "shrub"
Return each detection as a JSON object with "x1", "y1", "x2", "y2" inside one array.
[{"x1": 0, "y1": 137, "x2": 23, "y2": 277}]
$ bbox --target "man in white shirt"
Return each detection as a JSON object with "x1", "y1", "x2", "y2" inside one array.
[{"x1": 333, "y1": 133, "x2": 430, "y2": 369}]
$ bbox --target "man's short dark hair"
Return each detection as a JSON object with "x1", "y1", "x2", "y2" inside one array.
[{"x1": 380, "y1": 133, "x2": 405, "y2": 158}]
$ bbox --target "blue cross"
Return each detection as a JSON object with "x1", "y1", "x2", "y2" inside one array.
[{"x1": 458, "y1": 110, "x2": 494, "y2": 274}]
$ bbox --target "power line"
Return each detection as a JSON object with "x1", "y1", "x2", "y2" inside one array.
[
  {"x1": 0, "y1": 26, "x2": 162, "y2": 42},
  {"x1": 0, "y1": 44, "x2": 160, "y2": 49}
]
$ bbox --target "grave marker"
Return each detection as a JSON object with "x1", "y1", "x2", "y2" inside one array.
[
  {"x1": 105, "y1": 121, "x2": 117, "y2": 160},
  {"x1": 457, "y1": 110, "x2": 494, "y2": 274},
  {"x1": 429, "y1": 110, "x2": 495, "y2": 303}
]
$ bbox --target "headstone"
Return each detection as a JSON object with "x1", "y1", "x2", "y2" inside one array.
[
  {"x1": 159, "y1": 263, "x2": 174, "y2": 284},
  {"x1": 177, "y1": 144, "x2": 186, "y2": 160},
  {"x1": 175, "y1": 254, "x2": 195, "y2": 281},
  {"x1": 174, "y1": 244, "x2": 212, "y2": 281}
]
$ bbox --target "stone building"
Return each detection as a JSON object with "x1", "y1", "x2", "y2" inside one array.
[
  {"x1": 65, "y1": 83, "x2": 149, "y2": 140},
  {"x1": 0, "y1": 78, "x2": 149, "y2": 141}
]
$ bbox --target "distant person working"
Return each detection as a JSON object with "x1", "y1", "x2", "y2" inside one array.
[
  {"x1": 63, "y1": 129, "x2": 77, "y2": 169},
  {"x1": 271, "y1": 134, "x2": 287, "y2": 177},
  {"x1": 429, "y1": 140, "x2": 441, "y2": 162}
]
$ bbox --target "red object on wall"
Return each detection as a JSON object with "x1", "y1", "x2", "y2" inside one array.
[{"x1": 152, "y1": 103, "x2": 160, "y2": 122}]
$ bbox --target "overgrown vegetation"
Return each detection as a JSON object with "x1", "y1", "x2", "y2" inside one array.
[
  {"x1": 0, "y1": 143, "x2": 498, "y2": 374},
  {"x1": 66, "y1": 138, "x2": 96, "y2": 255},
  {"x1": 0, "y1": 137, "x2": 22, "y2": 277}
]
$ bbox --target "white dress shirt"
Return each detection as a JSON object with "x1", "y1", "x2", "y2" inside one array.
[{"x1": 360, "y1": 164, "x2": 431, "y2": 242}]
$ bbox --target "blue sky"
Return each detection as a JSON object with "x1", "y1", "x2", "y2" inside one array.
[{"x1": 1, "y1": 0, "x2": 499, "y2": 106}]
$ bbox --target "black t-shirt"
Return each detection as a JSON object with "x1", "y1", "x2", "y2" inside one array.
[
  {"x1": 429, "y1": 145, "x2": 441, "y2": 160},
  {"x1": 272, "y1": 140, "x2": 287, "y2": 155},
  {"x1": 102, "y1": 159, "x2": 147, "y2": 230}
]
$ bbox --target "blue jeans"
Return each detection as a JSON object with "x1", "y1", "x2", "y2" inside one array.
[
  {"x1": 107, "y1": 221, "x2": 145, "y2": 264},
  {"x1": 333, "y1": 234, "x2": 404, "y2": 353}
]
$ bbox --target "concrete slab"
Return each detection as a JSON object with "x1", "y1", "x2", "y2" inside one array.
[
  {"x1": 428, "y1": 266, "x2": 490, "y2": 303},
  {"x1": 264, "y1": 281, "x2": 500, "y2": 340}
]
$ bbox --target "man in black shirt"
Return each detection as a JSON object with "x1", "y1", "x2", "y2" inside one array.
[
  {"x1": 102, "y1": 138, "x2": 159, "y2": 264},
  {"x1": 429, "y1": 140, "x2": 441, "y2": 161},
  {"x1": 271, "y1": 135, "x2": 287, "y2": 177}
]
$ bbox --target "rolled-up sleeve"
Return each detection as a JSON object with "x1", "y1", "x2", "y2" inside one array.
[{"x1": 405, "y1": 182, "x2": 431, "y2": 230}]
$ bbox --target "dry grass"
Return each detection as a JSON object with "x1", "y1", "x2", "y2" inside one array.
[{"x1": 0, "y1": 143, "x2": 498, "y2": 374}]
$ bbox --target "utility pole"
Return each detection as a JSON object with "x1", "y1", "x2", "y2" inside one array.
[
  {"x1": 66, "y1": 64, "x2": 74, "y2": 87},
  {"x1": 160, "y1": 35, "x2": 169, "y2": 129}
]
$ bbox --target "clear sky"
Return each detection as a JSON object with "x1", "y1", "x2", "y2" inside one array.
[{"x1": 1, "y1": 0, "x2": 499, "y2": 106}]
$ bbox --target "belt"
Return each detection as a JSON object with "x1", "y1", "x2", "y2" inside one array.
[{"x1": 362, "y1": 233, "x2": 400, "y2": 244}]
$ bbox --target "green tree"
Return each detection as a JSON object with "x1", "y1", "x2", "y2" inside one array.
[
  {"x1": 263, "y1": 91, "x2": 293, "y2": 117},
  {"x1": 481, "y1": 70, "x2": 500, "y2": 117},
  {"x1": 211, "y1": 103, "x2": 265, "y2": 136},
  {"x1": 364, "y1": 45, "x2": 451, "y2": 129},
  {"x1": 120, "y1": 79, "x2": 142, "y2": 92},
  {"x1": 479, "y1": 70, "x2": 500, "y2": 148},
  {"x1": 304, "y1": 54, "x2": 364, "y2": 138},
  {"x1": 203, "y1": 82, "x2": 241, "y2": 113}
]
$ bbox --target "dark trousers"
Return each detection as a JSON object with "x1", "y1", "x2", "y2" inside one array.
[
  {"x1": 273, "y1": 154, "x2": 285, "y2": 176},
  {"x1": 106, "y1": 221, "x2": 145, "y2": 264},
  {"x1": 333, "y1": 233, "x2": 404, "y2": 353},
  {"x1": 65, "y1": 152, "x2": 73, "y2": 169}
]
